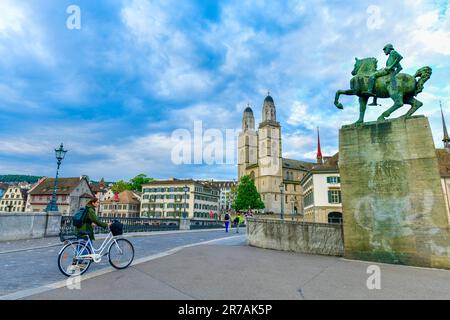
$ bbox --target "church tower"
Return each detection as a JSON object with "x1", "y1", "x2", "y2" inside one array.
[
  {"x1": 257, "y1": 93, "x2": 283, "y2": 213},
  {"x1": 238, "y1": 105, "x2": 258, "y2": 179},
  {"x1": 317, "y1": 127, "x2": 323, "y2": 164}
]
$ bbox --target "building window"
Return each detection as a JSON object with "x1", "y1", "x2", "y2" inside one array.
[
  {"x1": 327, "y1": 176, "x2": 340, "y2": 184},
  {"x1": 304, "y1": 191, "x2": 314, "y2": 207},
  {"x1": 328, "y1": 190, "x2": 342, "y2": 204},
  {"x1": 328, "y1": 212, "x2": 343, "y2": 224}
]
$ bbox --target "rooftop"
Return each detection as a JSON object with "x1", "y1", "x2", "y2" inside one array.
[{"x1": 29, "y1": 177, "x2": 90, "y2": 195}]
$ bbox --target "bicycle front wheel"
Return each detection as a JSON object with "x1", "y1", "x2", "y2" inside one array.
[
  {"x1": 108, "y1": 238, "x2": 134, "y2": 269},
  {"x1": 58, "y1": 241, "x2": 92, "y2": 277}
]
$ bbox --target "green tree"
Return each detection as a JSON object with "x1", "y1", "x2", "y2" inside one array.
[
  {"x1": 129, "y1": 174, "x2": 153, "y2": 192},
  {"x1": 111, "y1": 180, "x2": 132, "y2": 193},
  {"x1": 232, "y1": 175, "x2": 265, "y2": 212}
]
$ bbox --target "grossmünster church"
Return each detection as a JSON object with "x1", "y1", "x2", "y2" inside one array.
[{"x1": 238, "y1": 94, "x2": 316, "y2": 214}]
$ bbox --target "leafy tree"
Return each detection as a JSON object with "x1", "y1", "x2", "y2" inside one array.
[
  {"x1": 111, "y1": 180, "x2": 132, "y2": 193},
  {"x1": 129, "y1": 174, "x2": 153, "y2": 192},
  {"x1": 232, "y1": 175, "x2": 265, "y2": 212},
  {"x1": 0, "y1": 175, "x2": 42, "y2": 183}
]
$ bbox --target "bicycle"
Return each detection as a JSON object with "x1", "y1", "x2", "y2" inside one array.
[{"x1": 57, "y1": 221, "x2": 134, "y2": 277}]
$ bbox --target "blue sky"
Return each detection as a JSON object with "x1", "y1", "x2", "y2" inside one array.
[{"x1": 0, "y1": 0, "x2": 450, "y2": 181}]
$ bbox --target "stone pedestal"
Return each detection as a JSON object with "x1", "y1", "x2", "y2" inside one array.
[{"x1": 339, "y1": 116, "x2": 450, "y2": 269}]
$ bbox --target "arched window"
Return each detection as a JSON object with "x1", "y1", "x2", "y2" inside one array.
[
  {"x1": 328, "y1": 212, "x2": 343, "y2": 224},
  {"x1": 250, "y1": 171, "x2": 255, "y2": 180}
]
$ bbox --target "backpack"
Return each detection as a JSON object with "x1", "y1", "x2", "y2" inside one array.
[
  {"x1": 72, "y1": 207, "x2": 88, "y2": 228},
  {"x1": 224, "y1": 213, "x2": 230, "y2": 221}
]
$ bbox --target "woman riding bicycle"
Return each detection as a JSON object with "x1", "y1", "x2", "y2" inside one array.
[{"x1": 77, "y1": 197, "x2": 111, "y2": 240}]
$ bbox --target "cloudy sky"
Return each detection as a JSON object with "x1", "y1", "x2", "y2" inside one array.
[{"x1": 0, "y1": 0, "x2": 449, "y2": 181}]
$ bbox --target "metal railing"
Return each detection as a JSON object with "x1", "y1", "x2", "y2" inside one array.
[
  {"x1": 190, "y1": 219, "x2": 225, "y2": 230},
  {"x1": 60, "y1": 216, "x2": 227, "y2": 236},
  {"x1": 60, "y1": 216, "x2": 181, "y2": 237}
]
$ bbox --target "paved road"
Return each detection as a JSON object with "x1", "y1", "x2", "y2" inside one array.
[
  {"x1": 4, "y1": 227, "x2": 450, "y2": 300},
  {"x1": 25, "y1": 237, "x2": 450, "y2": 300},
  {"x1": 0, "y1": 229, "x2": 243, "y2": 298}
]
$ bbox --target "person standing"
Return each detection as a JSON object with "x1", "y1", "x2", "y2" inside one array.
[
  {"x1": 234, "y1": 213, "x2": 241, "y2": 233},
  {"x1": 224, "y1": 212, "x2": 231, "y2": 233}
]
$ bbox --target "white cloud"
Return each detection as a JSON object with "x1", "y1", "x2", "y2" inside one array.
[{"x1": 0, "y1": 0, "x2": 54, "y2": 66}]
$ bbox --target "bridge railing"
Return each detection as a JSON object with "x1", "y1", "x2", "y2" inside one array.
[
  {"x1": 60, "y1": 216, "x2": 181, "y2": 237},
  {"x1": 190, "y1": 219, "x2": 225, "y2": 230},
  {"x1": 60, "y1": 216, "x2": 227, "y2": 237}
]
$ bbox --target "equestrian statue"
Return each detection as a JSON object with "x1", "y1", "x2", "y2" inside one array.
[{"x1": 334, "y1": 44, "x2": 432, "y2": 125}]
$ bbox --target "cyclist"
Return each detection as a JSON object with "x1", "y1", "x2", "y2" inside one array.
[
  {"x1": 76, "y1": 197, "x2": 111, "y2": 240},
  {"x1": 71, "y1": 197, "x2": 111, "y2": 272}
]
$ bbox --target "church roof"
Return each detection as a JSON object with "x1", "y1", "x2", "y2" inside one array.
[
  {"x1": 244, "y1": 107, "x2": 253, "y2": 113},
  {"x1": 264, "y1": 95, "x2": 274, "y2": 103},
  {"x1": 282, "y1": 158, "x2": 315, "y2": 171}
]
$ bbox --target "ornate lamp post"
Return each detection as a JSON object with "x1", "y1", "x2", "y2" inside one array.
[
  {"x1": 279, "y1": 183, "x2": 284, "y2": 220},
  {"x1": 183, "y1": 185, "x2": 189, "y2": 219},
  {"x1": 46, "y1": 143, "x2": 67, "y2": 212}
]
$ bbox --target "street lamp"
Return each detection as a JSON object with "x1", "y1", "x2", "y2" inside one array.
[
  {"x1": 279, "y1": 183, "x2": 284, "y2": 220},
  {"x1": 46, "y1": 143, "x2": 67, "y2": 212},
  {"x1": 183, "y1": 185, "x2": 189, "y2": 219},
  {"x1": 291, "y1": 196, "x2": 296, "y2": 221}
]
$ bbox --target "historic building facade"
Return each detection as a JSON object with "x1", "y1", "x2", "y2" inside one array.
[
  {"x1": 238, "y1": 94, "x2": 315, "y2": 214},
  {"x1": 0, "y1": 186, "x2": 28, "y2": 212},
  {"x1": 100, "y1": 190, "x2": 141, "y2": 218},
  {"x1": 300, "y1": 153, "x2": 343, "y2": 223},
  {"x1": 26, "y1": 176, "x2": 94, "y2": 215},
  {"x1": 204, "y1": 180, "x2": 237, "y2": 214},
  {"x1": 140, "y1": 179, "x2": 220, "y2": 219}
]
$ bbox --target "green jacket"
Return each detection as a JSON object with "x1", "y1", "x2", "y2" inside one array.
[{"x1": 76, "y1": 205, "x2": 108, "y2": 240}]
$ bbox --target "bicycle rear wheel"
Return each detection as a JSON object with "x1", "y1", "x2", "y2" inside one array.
[
  {"x1": 58, "y1": 241, "x2": 92, "y2": 277},
  {"x1": 108, "y1": 238, "x2": 134, "y2": 269}
]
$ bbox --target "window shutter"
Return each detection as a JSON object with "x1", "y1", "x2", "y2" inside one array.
[{"x1": 328, "y1": 191, "x2": 332, "y2": 203}]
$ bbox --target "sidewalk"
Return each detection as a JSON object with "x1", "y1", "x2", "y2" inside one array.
[
  {"x1": 0, "y1": 228, "x2": 225, "y2": 255},
  {"x1": 26, "y1": 240, "x2": 450, "y2": 300}
]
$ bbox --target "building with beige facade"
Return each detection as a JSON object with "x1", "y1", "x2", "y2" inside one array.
[
  {"x1": 26, "y1": 176, "x2": 94, "y2": 215},
  {"x1": 100, "y1": 190, "x2": 140, "y2": 218},
  {"x1": 141, "y1": 179, "x2": 220, "y2": 219},
  {"x1": 0, "y1": 186, "x2": 28, "y2": 212},
  {"x1": 300, "y1": 153, "x2": 343, "y2": 224},
  {"x1": 238, "y1": 94, "x2": 315, "y2": 214},
  {"x1": 203, "y1": 180, "x2": 237, "y2": 213}
]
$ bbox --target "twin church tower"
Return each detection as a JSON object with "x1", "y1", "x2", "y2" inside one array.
[{"x1": 238, "y1": 94, "x2": 315, "y2": 214}]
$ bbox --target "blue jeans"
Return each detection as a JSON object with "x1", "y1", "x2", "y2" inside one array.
[{"x1": 225, "y1": 221, "x2": 229, "y2": 233}]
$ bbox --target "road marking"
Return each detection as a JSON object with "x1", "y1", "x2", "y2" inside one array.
[{"x1": 0, "y1": 234, "x2": 245, "y2": 300}]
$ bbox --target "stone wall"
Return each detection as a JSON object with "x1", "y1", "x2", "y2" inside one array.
[
  {"x1": 247, "y1": 217, "x2": 344, "y2": 256},
  {"x1": 0, "y1": 212, "x2": 62, "y2": 242}
]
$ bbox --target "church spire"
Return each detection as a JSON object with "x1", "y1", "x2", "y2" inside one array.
[
  {"x1": 441, "y1": 101, "x2": 450, "y2": 151},
  {"x1": 317, "y1": 127, "x2": 323, "y2": 164}
]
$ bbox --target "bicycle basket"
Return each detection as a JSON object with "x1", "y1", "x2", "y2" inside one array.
[{"x1": 110, "y1": 220, "x2": 123, "y2": 236}]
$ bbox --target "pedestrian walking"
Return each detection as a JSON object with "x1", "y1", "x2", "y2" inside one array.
[
  {"x1": 224, "y1": 212, "x2": 231, "y2": 233},
  {"x1": 234, "y1": 213, "x2": 241, "y2": 233}
]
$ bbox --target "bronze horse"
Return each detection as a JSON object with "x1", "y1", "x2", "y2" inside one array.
[{"x1": 334, "y1": 57, "x2": 432, "y2": 125}]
